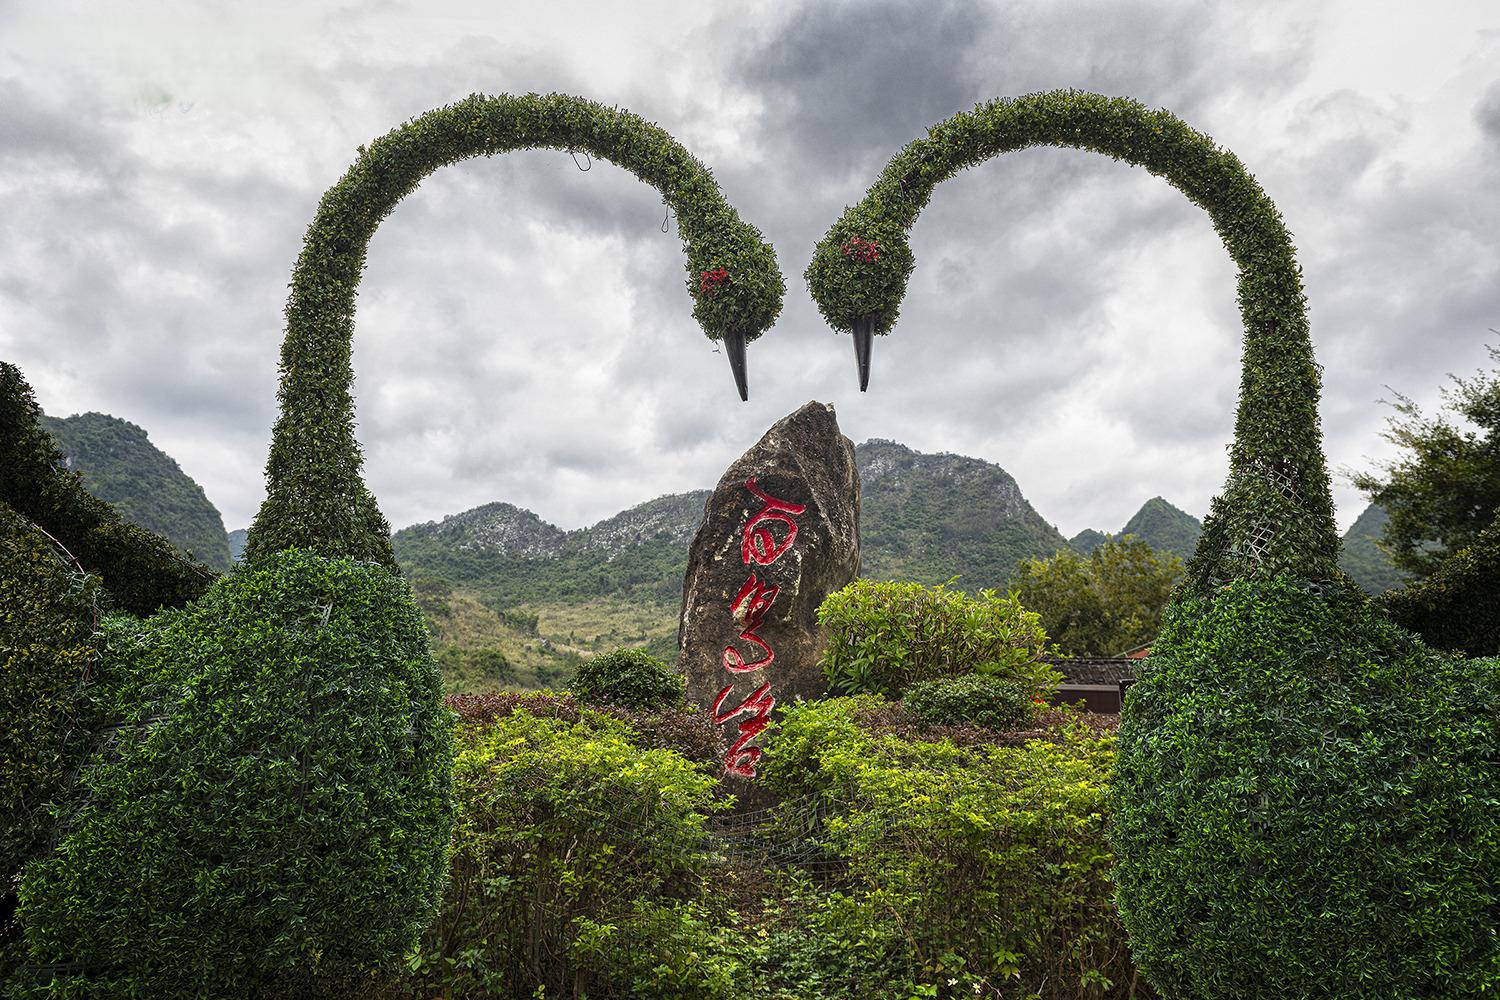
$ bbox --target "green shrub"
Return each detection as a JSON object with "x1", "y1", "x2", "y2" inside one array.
[
  {"x1": 816, "y1": 579, "x2": 1057, "y2": 697},
  {"x1": 1112, "y1": 577, "x2": 1500, "y2": 998},
  {"x1": 0, "y1": 504, "x2": 98, "y2": 983},
  {"x1": 902, "y1": 674, "x2": 1037, "y2": 729},
  {"x1": 1381, "y1": 512, "x2": 1500, "y2": 656},
  {"x1": 757, "y1": 697, "x2": 1135, "y2": 998},
  {"x1": 403, "y1": 708, "x2": 733, "y2": 999},
  {"x1": 13, "y1": 550, "x2": 453, "y2": 998},
  {"x1": 0, "y1": 363, "x2": 214, "y2": 616},
  {"x1": 570, "y1": 646, "x2": 686, "y2": 711}
]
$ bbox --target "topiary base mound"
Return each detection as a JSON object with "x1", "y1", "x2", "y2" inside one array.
[
  {"x1": 1112, "y1": 578, "x2": 1499, "y2": 999},
  {"x1": 11, "y1": 550, "x2": 453, "y2": 999}
]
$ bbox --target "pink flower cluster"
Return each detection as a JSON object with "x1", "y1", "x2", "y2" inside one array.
[{"x1": 841, "y1": 236, "x2": 881, "y2": 262}]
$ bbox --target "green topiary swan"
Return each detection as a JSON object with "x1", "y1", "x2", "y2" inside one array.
[{"x1": 811, "y1": 90, "x2": 1499, "y2": 998}]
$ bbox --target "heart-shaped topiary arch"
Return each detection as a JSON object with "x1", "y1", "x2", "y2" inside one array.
[
  {"x1": 806, "y1": 89, "x2": 1340, "y2": 593},
  {"x1": 244, "y1": 93, "x2": 786, "y2": 570}
]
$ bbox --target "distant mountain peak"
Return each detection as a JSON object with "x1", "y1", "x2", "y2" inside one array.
[
  {"x1": 1073, "y1": 497, "x2": 1203, "y2": 562},
  {"x1": 409, "y1": 501, "x2": 567, "y2": 559}
]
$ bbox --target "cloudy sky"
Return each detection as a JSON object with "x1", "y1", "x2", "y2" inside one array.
[{"x1": 3, "y1": 0, "x2": 1497, "y2": 540}]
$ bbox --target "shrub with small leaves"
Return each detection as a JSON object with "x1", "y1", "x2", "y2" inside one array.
[
  {"x1": 0, "y1": 503, "x2": 98, "y2": 983},
  {"x1": 1113, "y1": 576, "x2": 1500, "y2": 998},
  {"x1": 0, "y1": 363, "x2": 213, "y2": 616},
  {"x1": 1381, "y1": 511, "x2": 1500, "y2": 656},
  {"x1": 570, "y1": 646, "x2": 686, "y2": 711},
  {"x1": 13, "y1": 550, "x2": 453, "y2": 999},
  {"x1": 816, "y1": 579, "x2": 1057, "y2": 698},
  {"x1": 902, "y1": 674, "x2": 1036, "y2": 730}
]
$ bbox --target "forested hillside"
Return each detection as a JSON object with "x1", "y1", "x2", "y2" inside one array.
[{"x1": 41, "y1": 412, "x2": 231, "y2": 570}]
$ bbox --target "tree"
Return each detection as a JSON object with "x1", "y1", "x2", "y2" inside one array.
[
  {"x1": 1012, "y1": 536, "x2": 1184, "y2": 657},
  {"x1": 1352, "y1": 338, "x2": 1500, "y2": 576}
]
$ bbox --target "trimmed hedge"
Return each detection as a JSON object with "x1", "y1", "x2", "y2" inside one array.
[
  {"x1": 1381, "y1": 511, "x2": 1500, "y2": 656},
  {"x1": 816, "y1": 579, "x2": 1057, "y2": 698},
  {"x1": 0, "y1": 363, "x2": 214, "y2": 615},
  {"x1": 570, "y1": 646, "x2": 686, "y2": 712},
  {"x1": 13, "y1": 550, "x2": 454, "y2": 998},
  {"x1": 0, "y1": 504, "x2": 98, "y2": 979},
  {"x1": 805, "y1": 91, "x2": 1339, "y2": 589},
  {"x1": 1112, "y1": 577, "x2": 1500, "y2": 998},
  {"x1": 902, "y1": 673, "x2": 1037, "y2": 729},
  {"x1": 245, "y1": 93, "x2": 785, "y2": 569}
]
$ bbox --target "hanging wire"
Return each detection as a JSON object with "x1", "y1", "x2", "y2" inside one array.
[
  {"x1": 660, "y1": 199, "x2": 673, "y2": 233},
  {"x1": 570, "y1": 149, "x2": 592, "y2": 172}
]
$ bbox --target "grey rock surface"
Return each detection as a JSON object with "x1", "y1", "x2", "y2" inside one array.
[{"x1": 677, "y1": 401, "x2": 860, "y2": 780}]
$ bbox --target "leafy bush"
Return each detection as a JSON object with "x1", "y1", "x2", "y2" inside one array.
[
  {"x1": 757, "y1": 697, "x2": 1137, "y2": 999},
  {"x1": 570, "y1": 646, "x2": 686, "y2": 711},
  {"x1": 0, "y1": 363, "x2": 213, "y2": 615},
  {"x1": 1113, "y1": 577, "x2": 1500, "y2": 998},
  {"x1": 445, "y1": 689, "x2": 723, "y2": 767},
  {"x1": 816, "y1": 579, "x2": 1056, "y2": 697},
  {"x1": 1013, "y1": 537, "x2": 1183, "y2": 656},
  {"x1": 402, "y1": 708, "x2": 733, "y2": 999},
  {"x1": 0, "y1": 504, "x2": 98, "y2": 982},
  {"x1": 1381, "y1": 512, "x2": 1500, "y2": 656},
  {"x1": 902, "y1": 674, "x2": 1037, "y2": 729},
  {"x1": 13, "y1": 550, "x2": 453, "y2": 998}
]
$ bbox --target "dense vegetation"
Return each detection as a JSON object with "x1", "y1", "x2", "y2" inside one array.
[
  {"x1": 1353, "y1": 339, "x2": 1500, "y2": 575},
  {"x1": 1013, "y1": 537, "x2": 1184, "y2": 656},
  {"x1": 816, "y1": 578, "x2": 1057, "y2": 698},
  {"x1": 13, "y1": 551, "x2": 454, "y2": 999},
  {"x1": 0, "y1": 506, "x2": 98, "y2": 984},
  {"x1": 41, "y1": 412, "x2": 231, "y2": 571},
  {"x1": 1113, "y1": 577, "x2": 1500, "y2": 997},
  {"x1": 0, "y1": 363, "x2": 214, "y2": 616},
  {"x1": 390, "y1": 690, "x2": 1135, "y2": 1000}
]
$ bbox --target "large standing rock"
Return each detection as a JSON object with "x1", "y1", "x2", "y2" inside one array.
[{"x1": 678, "y1": 401, "x2": 860, "y2": 780}]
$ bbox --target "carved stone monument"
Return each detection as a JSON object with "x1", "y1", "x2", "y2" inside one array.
[{"x1": 678, "y1": 401, "x2": 861, "y2": 779}]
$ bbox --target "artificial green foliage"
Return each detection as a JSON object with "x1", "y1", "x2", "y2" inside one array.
[
  {"x1": 901, "y1": 673, "x2": 1037, "y2": 729},
  {"x1": 1381, "y1": 511, "x2": 1500, "y2": 656},
  {"x1": 816, "y1": 578, "x2": 1057, "y2": 698},
  {"x1": 1112, "y1": 576, "x2": 1500, "y2": 998},
  {"x1": 402, "y1": 708, "x2": 729, "y2": 999},
  {"x1": 13, "y1": 549, "x2": 453, "y2": 999},
  {"x1": 245, "y1": 93, "x2": 784, "y2": 568},
  {"x1": 758, "y1": 697, "x2": 1137, "y2": 998},
  {"x1": 0, "y1": 363, "x2": 214, "y2": 616},
  {"x1": 806, "y1": 91, "x2": 1340, "y2": 588},
  {"x1": 570, "y1": 645, "x2": 686, "y2": 711},
  {"x1": 0, "y1": 504, "x2": 98, "y2": 980},
  {"x1": 1352, "y1": 340, "x2": 1500, "y2": 576},
  {"x1": 1014, "y1": 536, "x2": 1184, "y2": 656},
  {"x1": 41, "y1": 412, "x2": 232, "y2": 571}
]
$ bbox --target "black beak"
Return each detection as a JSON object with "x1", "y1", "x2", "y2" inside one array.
[
  {"x1": 852, "y1": 315, "x2": 875, "y2": 392},
  {"x1": 723, "y1": 329, "x2": 749, "y2": 401}
]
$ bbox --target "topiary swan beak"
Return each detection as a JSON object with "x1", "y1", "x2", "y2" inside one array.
[
  {"x1": 723, "y1": 329, "x2": 749, "y2": 401},
  {"x1": 851, "y1": 315, "x2": 875, "y2": 392}
]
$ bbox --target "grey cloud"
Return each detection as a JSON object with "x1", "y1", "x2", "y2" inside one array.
[{"x1": 1477, "y1": 81, "x2": 1500, "y2": 145}]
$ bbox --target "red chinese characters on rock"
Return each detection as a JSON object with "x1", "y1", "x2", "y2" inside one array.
[{"x1": 714, "y1": 477, "x2": 806, "y2": 778}]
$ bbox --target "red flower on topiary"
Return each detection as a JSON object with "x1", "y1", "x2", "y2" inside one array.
[
  {"x1": 699, "y1": 267, "x2": 731, "y2": 296},
  {"x1": 841, "y1": 236, "x2": 881, "y2": 263}
]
